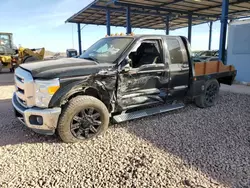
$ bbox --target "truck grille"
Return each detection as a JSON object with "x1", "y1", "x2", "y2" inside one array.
[{"x1": 14, "y1": 67, "x2": 35, "y2": 107}]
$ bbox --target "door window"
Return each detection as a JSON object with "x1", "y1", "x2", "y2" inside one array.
[
  {"x1": 166, "y1": 39, "x2": 184, "y2": 64},
  {"x1": 128, "y1": 40, "x2": 163, "y2": 68}
]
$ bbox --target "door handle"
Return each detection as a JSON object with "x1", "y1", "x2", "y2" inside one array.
[{"x1": 181, "y1": 64, "x2": 189, "y2": 69}]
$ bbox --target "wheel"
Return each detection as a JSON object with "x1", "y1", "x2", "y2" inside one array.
[
  {"x1": 22, "y1": 56, "x2": 39, "y2": 63},
  {"x1": 10, "y1": 67, "x2": 14, "y2": 72},
  {"x1": 195, "y1": 79, "x2": 220, "y2": 108},
  {"x1": 57, "y1": 96, "x2": 110, "y2": 143}
]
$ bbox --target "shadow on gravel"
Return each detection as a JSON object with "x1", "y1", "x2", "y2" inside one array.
[
  {"x1": 0, "y1": 82, "x2": 14, "y2": 86},
  {"x1": 0, "y1": 71, "x2": 14, "y2": 86},
  {"x1": 0, "y1": 99, "x2": 11, "y2": 103},
  {"x1": 0, "y1": 100, "x2": 59, "y2": 147},
  {"x1": 0, "y1": 71, "x2": 13, "y2": 74},
  {"x1": 125, "y1": 93, "x2": 250, "y2": 188}
]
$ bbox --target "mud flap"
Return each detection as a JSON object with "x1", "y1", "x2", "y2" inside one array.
[{"x1": 188, "y1": 80, "x2": 206, "y2": 98}]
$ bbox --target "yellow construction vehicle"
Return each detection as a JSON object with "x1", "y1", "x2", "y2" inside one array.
[{"x1": 0, "y1": 32, "x2": 45, "y2": 72}]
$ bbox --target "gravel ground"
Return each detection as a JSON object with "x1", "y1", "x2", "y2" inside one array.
[{"x1": 0, "y1": 74, "x2": 249, "y2": 188}]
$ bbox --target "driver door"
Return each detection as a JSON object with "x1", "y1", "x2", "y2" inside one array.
[{"x1": 117, "y1": 38, "x2": 169, "y2": 110}]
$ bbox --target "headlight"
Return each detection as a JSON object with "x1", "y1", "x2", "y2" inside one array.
[{"x1": 35, "y1": 78, "x2": 60, "y2": 108}]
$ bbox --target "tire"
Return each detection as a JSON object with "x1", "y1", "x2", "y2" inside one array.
[
  {"x1": 195, "y1": 79, "x2": 220, "y2": 108},
  {"x1": 57, "y1": 96, "x2": 110, "y2": 143},
  {"x1": 10, "y1": 67, "x2": 14, "y2": 73},
  {"x1": 22, "y1": 56, "x2": 39, "y2": 63}
]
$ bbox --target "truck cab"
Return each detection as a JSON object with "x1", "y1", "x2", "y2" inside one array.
[{"x1": 12, "y1": 35, "x2": 236, "y2": 143}]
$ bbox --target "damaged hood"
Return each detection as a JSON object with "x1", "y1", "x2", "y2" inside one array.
[{"x1": 20, "y1": 58, "x2": 113, "y2": 79}]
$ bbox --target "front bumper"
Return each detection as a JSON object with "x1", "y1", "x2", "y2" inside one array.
[{"x1": 12, "y1": 93, "x2": 61, "y2": 135}]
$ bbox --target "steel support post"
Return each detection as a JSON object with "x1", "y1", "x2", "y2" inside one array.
[
  {"x1": 166, "y1": 16, "x2": 170, "y2": 35},
  {"x1": 208, "y1": 21, "x2": 213, "y2": 50},
  {"x1": 77, "y1": 23, "x2": 82, "y2": 55},
  {"x1": 126, "y1": 6, "x2": 132, "y2": 34},
  {"x1": 188, "y1": 13, "x2": 192, "y2": 43},
  {"x1": 219, "y1": 0, "x2": 229, "y2": 63},
  {"x1": 106, "y1": 9, "x2": 111, "y2": 36}
]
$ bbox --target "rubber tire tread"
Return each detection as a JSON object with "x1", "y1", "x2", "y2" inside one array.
[
  {"x1": 57, "y1": 95, "x2": 109, "y2": 143},
  {"x1": 23, "y1": 56, "x2": 39, "y2": 63},
  {"x1": 195, "y1": 79, "x2": 219, "y2": 108}
]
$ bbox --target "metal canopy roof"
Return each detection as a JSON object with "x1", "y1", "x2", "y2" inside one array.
[{"x1": 66, "y1": 0, "x2": 250, "y2": 30}]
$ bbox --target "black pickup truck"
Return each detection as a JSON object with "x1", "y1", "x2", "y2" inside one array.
[{"x1": 12, "y1": 35, "x2": 236, "y2": 143}]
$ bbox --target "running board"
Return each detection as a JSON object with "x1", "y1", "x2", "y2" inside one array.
[{"x1": 112, "y1": 103, "x2": 185, "y2": 123}]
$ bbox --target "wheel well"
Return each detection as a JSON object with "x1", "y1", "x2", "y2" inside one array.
[
  {"x1": 64, "y1": 87, "x2": 112, "y2": 111},
  {"x1": 217, "y1": 76, "x2": 234, "y2": 85},
  {"x1": 67, "y1": 87, "x2": 100, "y2": 102},
  {"x1": 84, "y1": 87, "x2": 101, "y2": 99}
]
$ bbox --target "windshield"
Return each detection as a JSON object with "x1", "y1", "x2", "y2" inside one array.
[
  {"x1": 0, "y1": 34, "x2": 11, "y2": 49},
  {"x1": 79, "y1": 37, "x2": 133, "y2": 63},
  {"x1": 0, "y1": 33, "x2": 14, "y2": 55}
]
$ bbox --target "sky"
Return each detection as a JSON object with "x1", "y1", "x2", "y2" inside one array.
[{"x1": 0, "y1": 0, "x2": 223, "y2": 52}]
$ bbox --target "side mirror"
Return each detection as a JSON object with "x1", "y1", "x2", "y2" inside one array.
[
  {"x1": 122, "y1": 63, "x2": 131, "y2": 72},
  {"x1": 120, "y1": 57, "x2": 132, "y2": 72}
]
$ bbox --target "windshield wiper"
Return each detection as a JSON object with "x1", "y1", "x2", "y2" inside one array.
[{"x1": 84, "y1": 57, "x2": 99, "y2": 63}]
